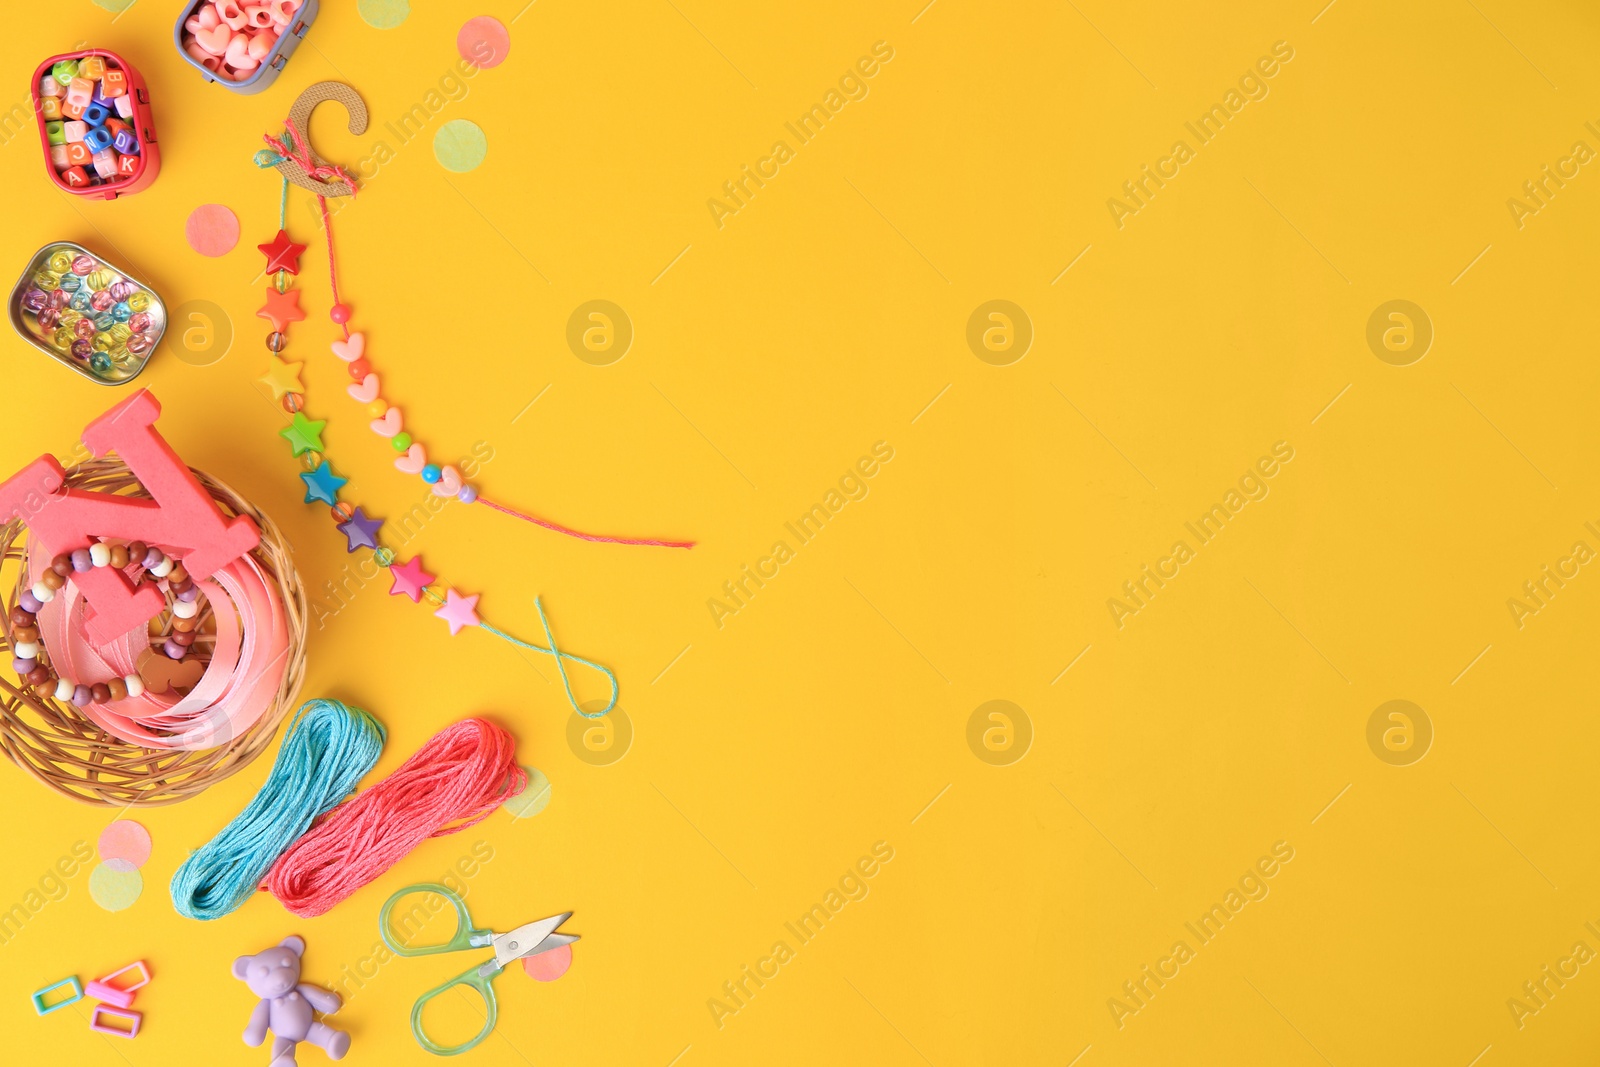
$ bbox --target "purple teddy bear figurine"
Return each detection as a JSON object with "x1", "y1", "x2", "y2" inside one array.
[{"x1": 233, "y1": 935, "x2": 352, "y2": 1066}]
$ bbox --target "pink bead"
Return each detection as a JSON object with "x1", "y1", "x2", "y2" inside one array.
[
  {"x1": 269, "y1": 0, "x2": 294, "y2": 25},
  {"x1": 225, "y1": 35, "x2": 260, "y2": 70},
  {"x1": 243, "y1": 5, "x2": 274, "y2": 28},
  {"x1": 163, "y1": 639, "x2": 186, "y2": 660},
  {"x1": 248, "y1": 30, "x2": 276, "y2": 61},
  {"x1": 193, "y1": 23, "x2": 234, "y2": 57},
  {"x1": 329, "y1": 304, "x2": 351, "y2": 324},
  {"x1": 217, "y1": 0, "x2": 248, "y2": 29},
  {"x1": 196, "y1": 2, "x2": 222, "y2": 29}
]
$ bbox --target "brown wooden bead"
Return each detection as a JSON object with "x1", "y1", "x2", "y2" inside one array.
[
  {"x1": 171, "y1": 579, "x2": 193, "y2": 596},
  {"x1": 90, "y1": 683, "x2": 110, "y2": 704},
  {"x1": 26, "y1": 666, "x2": 51, "y2": 687},
  {"x1": 10, "y1": 607, "x2": 35, "y2": 628},
  {"x1": 14, "y1": 625, "x2": 38, "y2": 643},
  {"x1": 50, "y1": 554, "x2": 73, "y2": 576},
  {"x1": 126, "y1": 541, "x2": 147, "y2": 567},
  {"x1": 40, "y1": 569, "x2": 65, "y2": 591},
  {"x1": 172, "y1": 616, "x2": 198, "y2": 633},
  {"x1": 109, "y1": 544, "x2": 130, "y2": 568},
  {"x1": 171, "y1": 630, "x2": 196, "y2": 647},
  {"x1": 168, "y1": 564, "x2": 188, "y2": 585},
  {"x1": 106, "y1": 677, "x2": 128, "y2": 701}
]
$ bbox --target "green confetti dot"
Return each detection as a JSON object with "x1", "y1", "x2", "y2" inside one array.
[
  {"x1": 434, "y1": 120, "x2": 488, "y2": 173},
  {"x1": 89, "y1": 863, "x2": 143, "y2": 912},
  {"x1": 358, "y1": 0, "x2": 411, "y2": 29},
  {"x1": 504, "y1": 767, "x2": 551, "y2": 820}
]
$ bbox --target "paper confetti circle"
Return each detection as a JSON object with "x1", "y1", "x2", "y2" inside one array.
[
  {"x1": 99, "y1": 820, "x2": 152, "y2": 868},
  {"x1": 522, "y1": 942, "x2": 573, "y2": 981},
  {"x1": 358, "y1": 0, "x2": 410, "y2": 29},
  {"x1": 504, "y1": 767, "x2": 551, "y2": 819},
  {"x1": 185, "y1": 205, "x2": 241, "y2": 258},
  {"x1": 459, "y1": 17, "x2": 511, "y2": 68},
  {"x1": 434, "y1": 120, "x2": 488, "y2": 173},
  {"x1": 89, "y1": 864, "x2": 143, "y2": 912}
]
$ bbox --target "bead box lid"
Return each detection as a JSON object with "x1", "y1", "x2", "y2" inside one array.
[{"x1": 7, "y1": 241, "x2": 167, "y2": 386}]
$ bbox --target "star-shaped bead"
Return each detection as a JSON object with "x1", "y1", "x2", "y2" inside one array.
[
  {"x1": 336, "y1": 506, "x2": 383, "y2": 552},
  {"x1": 257, "y1": 355, "x2": 304, "y2": 400},
  {"x1": 300, "y1": 460, "x2": 347, "y2": 505},
  {"x1": 257, "y1": 287, "x2": 307, "y2": 332},
  {"x1": 388, "y1": 556, "x2": 435, "y2": 602},
  {"x1": 279, "y1": 411, "x2": 325, "y2": 456},
  {"x1": 434, "y1": 588, "x2": 480, "y2": 635},
  {"x1": 258, "y1": 229, "x2": 307, "y2": 275}
]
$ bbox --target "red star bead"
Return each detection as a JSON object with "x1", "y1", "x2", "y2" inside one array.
[{"x1": 258, "y1": 229, "x2": 307, "y2": 275}]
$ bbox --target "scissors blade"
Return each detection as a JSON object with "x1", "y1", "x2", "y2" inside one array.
[{"x1": 492, "y1": 913, "x2": 574, "y2": 970}]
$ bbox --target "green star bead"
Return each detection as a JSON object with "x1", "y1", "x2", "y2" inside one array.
[{"x1": 280, "y1": 412, "x2": 327, "y2": 456}]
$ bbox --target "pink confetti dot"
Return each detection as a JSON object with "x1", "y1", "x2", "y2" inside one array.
[
  {"x1": 98, "y1": 820, "x2": 152, "y2": 868},
  {"x1": 458, "y1": 16, "x2": 510, "y2": 68},
  {"x1": 185, "y1": 204, "x2": 241, "y2": 258},
  {"x1": 522, "y1": 943, "x2": 572, "y2": 981}
]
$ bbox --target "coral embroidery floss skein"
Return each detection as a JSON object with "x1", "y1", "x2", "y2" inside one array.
[{"x1": 262, "y1": 719, "x2": 524, "y2": 918}]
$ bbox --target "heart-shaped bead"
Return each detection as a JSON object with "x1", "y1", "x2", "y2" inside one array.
[
  {"x1": 217, "y1": 0, "x2": 248, "y2": 29},
  {"x1": 370, "y1": 408, "x2": 402, "y2": 438},
  {"x1": 432, "y1": 466, "x2": 463, "y2": 497},
  {"x1": 194, "y1": 23, "x2": 234, "y2": 56},
  {"x1": 196, "y1": 3, "x2": 222, "y2": 29},
  {"x1": 224, "y1": 34, "x2": 259, "y2": 70},
  {"x1": 347, "y1": 373, "x2": 380, "y2": 403},
  {"x1": 331, "y1": 332, "x2": 365, "y2": 362},
  {"x1": 394, "y1": 443, "x2": 427, "y2": 474}
]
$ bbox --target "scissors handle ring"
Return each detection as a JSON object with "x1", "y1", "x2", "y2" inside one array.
[
  {"x1": 410, "y1": 962, "x2": 499, "y2": 1057},
  {"x1": 380, "y1": 883, "x2": 490, "y2": 956}
]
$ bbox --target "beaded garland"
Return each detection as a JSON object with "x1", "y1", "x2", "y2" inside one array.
[
  {"x1": 10, "y1": 540, "x2": 204, "y2": 705},
  {"x1": 249, "y1": 126, "x2": 620, "y2": 718}
]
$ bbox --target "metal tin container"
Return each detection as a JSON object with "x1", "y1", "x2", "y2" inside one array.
[
  {"x1": 8, "y1": 242, "x2": 167, "y2": 386},
  {"x1": 30, "y1": 50, "x2": 161, "y2": 200},
  {"x1": 174, "y1": 0, "x2": 320, "y2": 94}
]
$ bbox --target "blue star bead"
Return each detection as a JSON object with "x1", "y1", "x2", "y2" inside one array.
[
  {"x1": 300, "y1": 460, "x2": 348, "y2": 506},
  {"x1": 336, "y1": 506, "x2": 384, "y2": 552}
]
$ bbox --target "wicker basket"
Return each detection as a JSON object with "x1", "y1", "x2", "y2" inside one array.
[{"x1": 0, "y1": 458, "x2": 307, "y2": 806}]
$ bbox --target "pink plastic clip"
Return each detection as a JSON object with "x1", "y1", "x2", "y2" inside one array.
[
  {"x1": 87, "y1": 960, "x2": 151, "y2": 1010},
  {"x1": 89, "y1": 1005, "x2": 141, "y2": 1038}
]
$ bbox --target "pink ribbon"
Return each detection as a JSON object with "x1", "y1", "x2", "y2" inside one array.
[
  {"x1": 32, "y1": 544, "x2": 289, "y2": 751},
  {"x1": 263, "y1": 121, "x2": 359, "y2": 195}
]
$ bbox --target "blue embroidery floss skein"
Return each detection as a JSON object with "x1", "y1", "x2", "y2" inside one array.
[{"x1": 170, "y1": 698, "x2": 386, "y2": 920}]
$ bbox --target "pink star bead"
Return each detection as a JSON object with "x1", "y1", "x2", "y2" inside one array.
[
  {"x1": 434, "y1": 589, "x2": 481, "y2": 635},
  {"x1": 388, "y1": 556, "x2": 435, "y2": 603}
]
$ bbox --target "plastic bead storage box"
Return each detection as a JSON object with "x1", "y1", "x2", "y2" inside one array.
[
  {"x1": 8, "y1": 242, "x2": 167, "y2": 385},
  {"x1": 30, "y1": 50, "x2": 160, "y2": 199},
  {"x1": 175, "y1": 0, "x2": 320, "y2": 94}
]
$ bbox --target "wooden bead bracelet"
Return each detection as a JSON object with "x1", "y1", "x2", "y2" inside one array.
[{"x1": 10, "y1": 539, "x2": 206, "y2": 706}]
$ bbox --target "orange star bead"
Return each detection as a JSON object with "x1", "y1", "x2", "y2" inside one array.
[
  {"x1": 258, "y1": 229, "x2": 307, "y2": 275},
  {"x1": 258, "y1": 288, "x2": 307, "y2": 332}
]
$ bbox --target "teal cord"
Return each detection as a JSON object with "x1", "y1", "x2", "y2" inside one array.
[
  {"x1": 482, "y1": 597, "x2": 618, "y2": 718},
  {"x1": 170, "y1": 699, "x2": 386, "y2": 920}
]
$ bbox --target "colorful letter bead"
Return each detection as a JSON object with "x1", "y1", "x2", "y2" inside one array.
[
  {"x1": 82, "y1": 103, "x2": 109, "y2": 127},
  {"x1": 117, "y1": 153, "x2": 139, "y2": 177},
  {"x1": 44, "y1": 120, "x2": 64, "y2": 145},
  {"x1": 60, "y1": 99, "x2": 84, "y2": 120},
  {"x1": 62, "y1": 120, "x2": 86, "y2": 143},
  {"x1": 48, "y1": 144, "x2": 68, "y2": 168},
  {"x1": 113, "y1": 130, "x2": 139, "y2": 155},
  {"x1": 65, "y1": 142, "x2": 92, "y2": 166},
  {"x1": 112, "y1": 94, "x2": 133, "y2": 119},
  {"x1": 79, "y1": 56, "x2": 107, "y2": 80},
  {"x1": 66, "y1": 77, "x2": 94, "y2": 108},
  {"x1": 84, "y1": 128, "x2": 113, "y2": 154},
  {"x1": 62, "y1": 166, "x2": 89, "y2": 187},
  {"x1": 38, "y1": 96, "x2": 61, "y2": 121},
  {"x1": 30, "y1": 976, "x2": 83, "y2": 1015},
  {"x1": 104, "y1": 117, "x2": 130, "y2": 138},
  {"x1": 101, "y1": 69, "x2": 128, "y2": 98},
  {"x1": 51, "y1": 60, "x2": 79, "y2": 86},
  {"x1": 93, "y1": 150, "x2": 118, "y2": 180},
  {"x1": 39, "y1": 75, "x2": 60, "y2": 98}
]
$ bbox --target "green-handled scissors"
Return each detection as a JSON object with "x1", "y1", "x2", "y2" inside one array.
[{"x1": 379, "y1": 882, "x2": 579, "y2": 1056}]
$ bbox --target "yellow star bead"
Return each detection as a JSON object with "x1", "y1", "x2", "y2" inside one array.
[{"x1": 258, "y1": 356, "x2": 305, "y2": 400}]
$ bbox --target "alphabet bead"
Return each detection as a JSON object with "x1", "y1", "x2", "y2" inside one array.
[
  {"x1": 44, "y1": 121, "x2": 65, "y2": 145},
  {"x1": 101, "y1": 69, "x2": 128, "y2": 98},
  {"x1": 112, "y1": 130, "x2": 139, "y2": 155},
  {"x1": 39, "y1": 97, "x2": 61, "y2": 121},
  {"x1": 113, "y1": 94, "x2": 133, "y2": 119},
  {"x1": 65, "y1": 142, "x2": 92, "y2": 166},
  {"x1": 63, "y1": 120, "x2": 86, "y2": 143},
  {"x1": 85, "y1": 127, "x2": 114, "y2": 154},
  {"x1": 82, "y1": 103, "x2": 109, "y2": 127},
  {"x1": 65, "y1": 77, "x2": 94, "y2": 108},
  {"x1": 60, "y1": 98, "x2": 84, "y2": 120}
]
